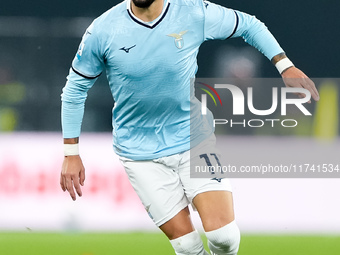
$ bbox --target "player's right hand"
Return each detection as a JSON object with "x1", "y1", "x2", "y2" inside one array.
[
  {"x1": 60, "y1": 155, "x2": 85, "y2": 201},
  {"x1": 281, "y1": 66, "x2": 320, "y2": 103}
]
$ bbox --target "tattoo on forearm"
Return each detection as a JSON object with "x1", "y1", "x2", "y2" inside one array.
[
  {"x1": 271, "y1": 53, "x2": 287, "y2": 65},
  {"x1": 64, "y1": 137, "x2": 79, "y2": 144}
]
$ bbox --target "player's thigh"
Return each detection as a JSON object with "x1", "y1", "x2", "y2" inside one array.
[
  {"x1": 119, "y1": 157, "x2": 193, "y2": 236},
  {"x1": 193, "y1": 190, "x2": 235, "y2": 232},
  {"x1": 179, "y1": 134, "x2": 235, "y2": 232},
  {"x1": 180, "y1": 173, "x2": 235, "y2": 232}
]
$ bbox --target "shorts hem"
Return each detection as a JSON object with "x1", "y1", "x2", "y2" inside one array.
[{"x1": 190, "y1": 185, "x2": 233, "y2": 211}]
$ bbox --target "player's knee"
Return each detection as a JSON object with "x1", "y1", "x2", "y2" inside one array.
[
  {"x1": 205, "y1": 221, "x2": 240, "y2": 255},
  {"x1": 170, "y1": 230, "x2": 207, "y2": 255}
]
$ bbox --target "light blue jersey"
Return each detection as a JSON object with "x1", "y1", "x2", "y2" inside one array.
[{"x1": 62, "y1": 0, "x2": 284, "y2": 160}]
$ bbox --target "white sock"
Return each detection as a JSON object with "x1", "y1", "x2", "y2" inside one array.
[
  {"x1": 170, "y1": 230, "x2": 210, "y2": 255},
  {"x1": 205, "y1": 221, "x2": 241, "y2": 255}
]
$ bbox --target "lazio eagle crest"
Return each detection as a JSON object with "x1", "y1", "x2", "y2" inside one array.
[{"x1": 167, "y1": 30, "x2": 188, "y2": 49}]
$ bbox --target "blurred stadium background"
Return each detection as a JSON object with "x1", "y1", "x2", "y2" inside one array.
[{"x1": 0, "y1": 0, "x2": 339, "y2": 254}]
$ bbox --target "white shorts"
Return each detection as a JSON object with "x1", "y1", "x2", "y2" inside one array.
[{"x1": 119, "y1": 134, "x2": 232, "y2": 227}]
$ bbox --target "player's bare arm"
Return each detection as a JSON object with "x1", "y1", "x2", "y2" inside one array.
[
  {"x1": 271, "y1": 53, "x2": 320, "y2": 102},
  {"x1": 60, "y1": 137, "x2": 85, "y2": 201}
]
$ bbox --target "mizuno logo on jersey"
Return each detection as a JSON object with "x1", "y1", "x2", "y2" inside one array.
[
  {"x1": 119, "y1": 45, "x2": 136, "y2": 53},
  {"x1": 203, "y1": 1, "x2": 209, "y2": 8},
  {"x1": 167, "y1": 30, "x2": 188, "y2": 49}
]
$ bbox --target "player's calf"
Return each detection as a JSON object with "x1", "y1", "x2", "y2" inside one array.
[
  {"x1": 170, "y1": 230, "x2": 210, "y2": 255},
  {"x1": 205, "y1": 221, "x2": 240, "y2": 255}
]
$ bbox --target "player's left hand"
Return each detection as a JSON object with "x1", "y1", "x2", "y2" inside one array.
[{"x1": 281, "y1": 66, "x2": 320, "y2": 103}]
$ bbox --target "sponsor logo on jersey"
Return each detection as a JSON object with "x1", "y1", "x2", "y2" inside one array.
[
  {"x1": 203, "y1": 0, "x2": 209, "y2": 8},
  {"x1": 119, "y1": 45, "x2": 136, "y2": 53},
  {"x1": 167, "y1": 30, "x2": 188, "y2": 49}
]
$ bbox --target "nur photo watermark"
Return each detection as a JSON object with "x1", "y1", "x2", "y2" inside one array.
[{"x1": 190, "y1": 78, "x2": 340, "y2": 178}]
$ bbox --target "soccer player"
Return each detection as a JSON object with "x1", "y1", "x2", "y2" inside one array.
[{"x1": 60, "y1": 0, "x2": 319, "y2": 254}]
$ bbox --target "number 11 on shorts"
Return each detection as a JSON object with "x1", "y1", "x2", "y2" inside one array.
[{"x1": 199, "y1": 153, "x2": 224, "y2": 181}]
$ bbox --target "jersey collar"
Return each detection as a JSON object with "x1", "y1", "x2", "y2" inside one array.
[{"x1": 126, "y1": 0, "x2": 171, "y2": 29}]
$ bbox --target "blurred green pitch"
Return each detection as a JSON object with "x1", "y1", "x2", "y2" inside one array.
[{"x1": 0, "y1": 232, "x2": 339, "y2": 255}]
